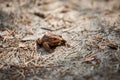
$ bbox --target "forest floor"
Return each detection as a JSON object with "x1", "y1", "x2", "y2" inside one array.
[{"x1": 0, "y1": 0, "x2": 120, "y2": 80}]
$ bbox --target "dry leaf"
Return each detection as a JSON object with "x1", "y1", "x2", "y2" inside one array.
[
  {"x1": 84, "y1": 53, "x2": 97, "y2": 62},
  {"x1": 19, "y1": 43, "x2": 27, "y2": 49},
  {"x1": 25, "y1": 26, "x2": 34, "y2": 35},
  {"x1": 2, "y1": 28, "x2": 14, "y2": 36},
  {"x1": 1, "y1": 28, "x2": 14, "y2": 41},
  {"x1": 84, "y1": 56, "x2": 96, "y2": 62}
]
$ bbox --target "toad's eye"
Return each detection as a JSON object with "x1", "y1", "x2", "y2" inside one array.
[
  {"x1": 59, "y1": 35, "x2": 62, "y2": 37},
  {"x1": 54, "y1": 38, "x2": 57, "y2": 40}
]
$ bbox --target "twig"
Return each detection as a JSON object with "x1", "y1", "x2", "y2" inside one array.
[{"x1": 41, "y1": 27, "x2": 53, "y2": 31}]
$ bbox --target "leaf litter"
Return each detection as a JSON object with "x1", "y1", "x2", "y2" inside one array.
[{"x1": 0, "y1": 0, "x2": 120, "y2": 80}]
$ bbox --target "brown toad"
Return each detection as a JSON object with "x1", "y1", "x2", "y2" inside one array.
[{"x1": 37, "y1": 32, "x2": 69, "y2": 52}]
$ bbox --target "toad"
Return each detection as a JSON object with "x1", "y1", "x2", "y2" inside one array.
[{"x1": 37, "y1": 32, "x2": 69, "y2": 52}]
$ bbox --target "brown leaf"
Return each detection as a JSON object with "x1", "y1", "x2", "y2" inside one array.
[
  {"x1": 25, "y1": 26, "x2": 34, "y2": 35},
  {"x1": 83, "y1": 52, "x2": 97, "y2": 62},
  {"x1": 19, "y1": 43, "x2": 27, "y2": 49},
  {"x1": 84, "y1": 55, "x2": 96, "y2": 62},
  {"x1": 2, "y1": 28, "x2": 14, "y2": 36}
]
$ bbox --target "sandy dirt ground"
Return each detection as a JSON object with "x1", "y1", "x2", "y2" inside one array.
[{"x1": 0, "y1": 0, "x2": 120, "y2": 80}]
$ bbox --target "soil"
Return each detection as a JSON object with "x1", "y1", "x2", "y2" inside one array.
[{"x1": 0, "y1": 0, "x2": 120, "y2": 80}]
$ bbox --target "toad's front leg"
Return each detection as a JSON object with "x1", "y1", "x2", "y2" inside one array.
[
  {"x1": 43, "y1": 42, "x2": 52, "y2": 52},
  {"x1": 37, "y1": 38, "x2": 42, "y2": 45}
]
